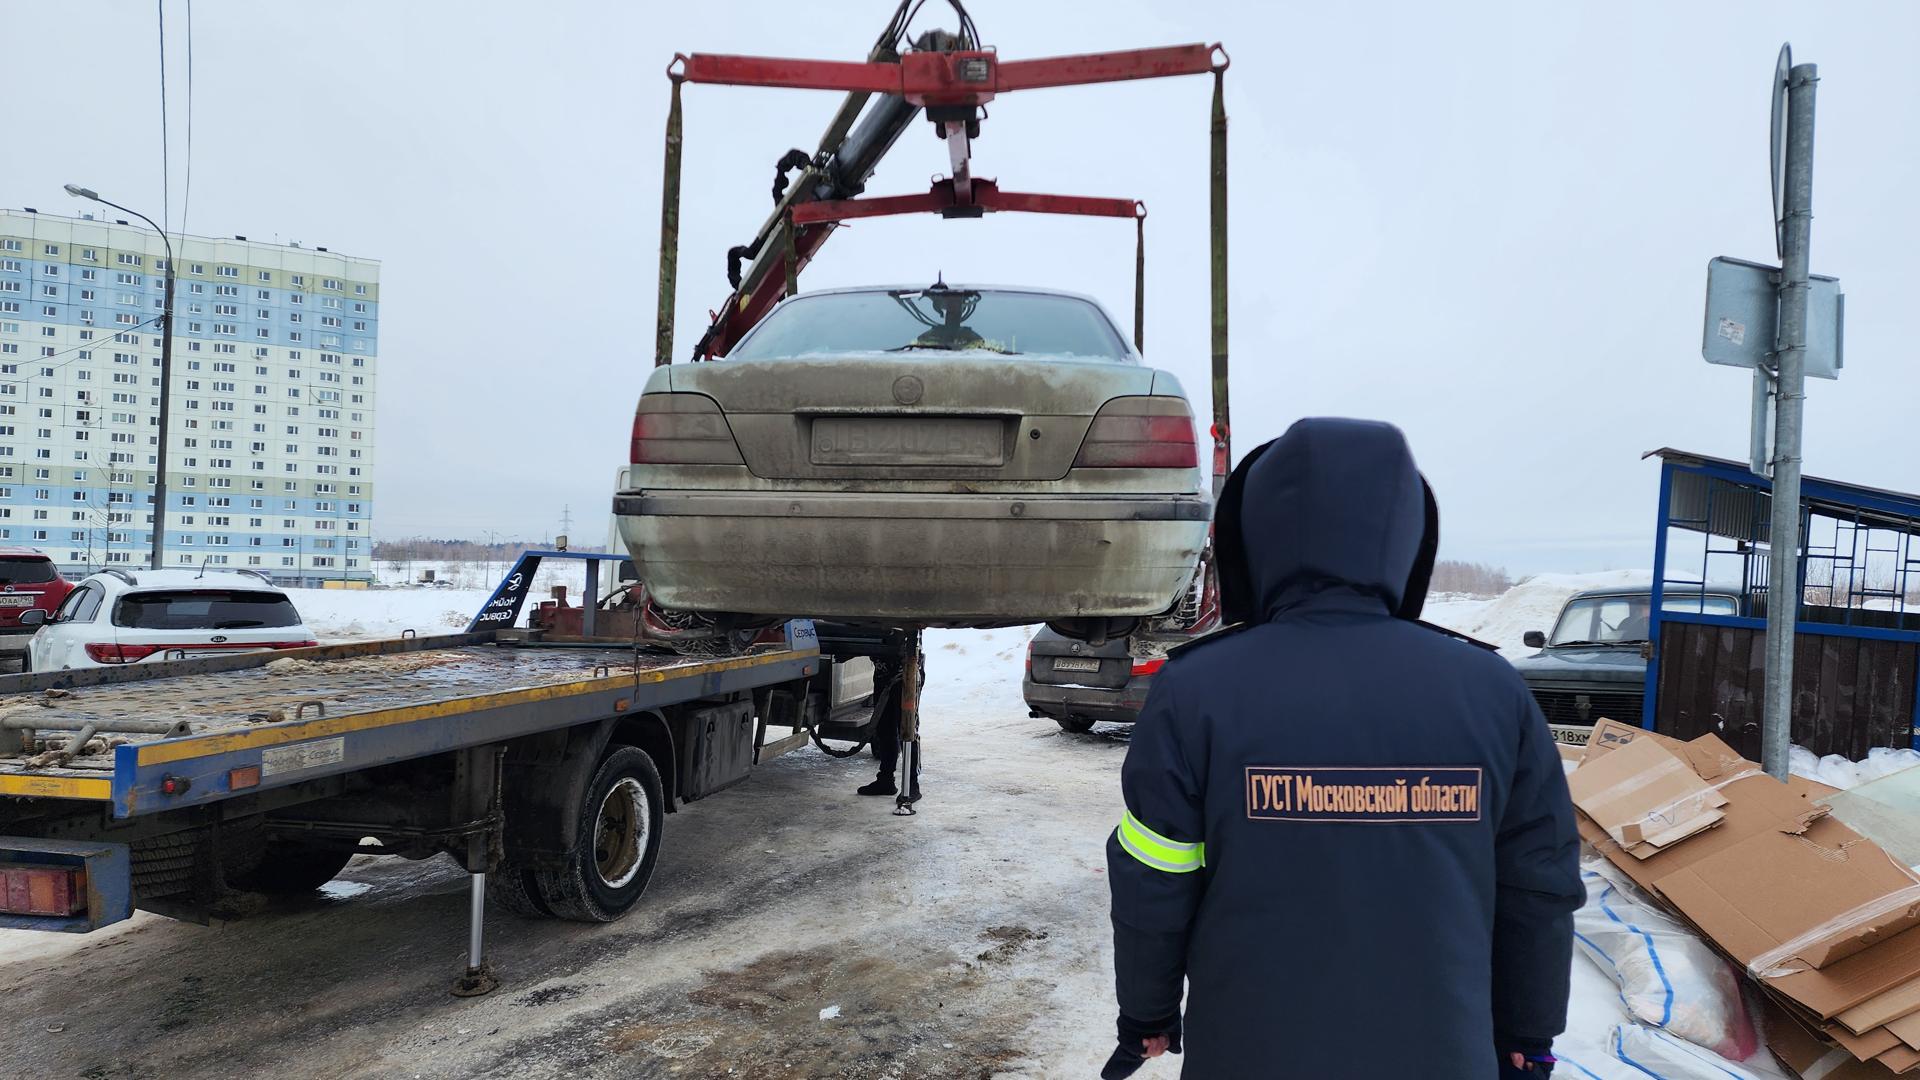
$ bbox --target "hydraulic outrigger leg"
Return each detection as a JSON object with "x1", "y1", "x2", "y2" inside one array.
[{"x1": 894, "y1": 633, "x2": 922, "y2": 816}]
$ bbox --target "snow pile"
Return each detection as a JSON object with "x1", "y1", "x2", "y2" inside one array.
[
  {"x1": 1788, "y1": 745, "x2": 1920, "y2": 790},
  {"x1": 283, "y1": 586, "x2": 490, "y2": 643},
  {"x1": 1428, "y1": 569, "x2": 1652, "y2": 654}
]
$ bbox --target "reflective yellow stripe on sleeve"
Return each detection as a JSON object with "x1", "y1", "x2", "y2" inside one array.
[{"x1": 1116, "y1": 809, "x2": 1205, "y2": 874}]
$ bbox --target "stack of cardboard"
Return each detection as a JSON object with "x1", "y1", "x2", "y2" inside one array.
[{"x1": 1570, "y1": 719, "x2": 1920, "y2": 1077}]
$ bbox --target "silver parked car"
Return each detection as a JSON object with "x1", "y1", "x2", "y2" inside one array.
[{"x1": 615, "y1": 283, "x2": 1211, "y2": 634}]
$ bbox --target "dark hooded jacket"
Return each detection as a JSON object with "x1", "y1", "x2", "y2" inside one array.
[{"x1": 1106, "y1": 418, "x2": 1581, "y2": 1079}]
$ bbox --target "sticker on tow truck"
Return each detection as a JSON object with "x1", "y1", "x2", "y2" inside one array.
[{"x1": 260, "y1": 736, "x2": 346, "y2": 778}]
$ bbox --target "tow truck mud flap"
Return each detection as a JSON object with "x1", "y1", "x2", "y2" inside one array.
[{"x1": 0, "y1": 837, "x2": 132, "y2": 932}]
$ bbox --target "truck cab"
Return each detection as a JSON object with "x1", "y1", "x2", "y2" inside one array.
[{"x1": 1512, "y1": 584, "x2": 1741, "y2": 744}]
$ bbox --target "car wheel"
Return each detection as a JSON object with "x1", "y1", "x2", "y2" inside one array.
[
  {"x1": 1054, "y1": 716, "x2": 1096, "y2": 735},
  {"x1": 529, "y1": 746, "x2": 664, "y2": 922}
]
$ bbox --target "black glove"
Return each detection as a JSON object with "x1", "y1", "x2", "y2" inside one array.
[{"x1": 1100, "y1": 1012, "x2": 1182, "y2": 1080}]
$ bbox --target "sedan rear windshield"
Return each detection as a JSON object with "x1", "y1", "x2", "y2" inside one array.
[
  {"x1": 729, "y1": 288, "x2": 1130, "y2": 362},
  {"x1": 0, "y1": 558, "x2": 58, "y2": 585},
  {"x1": 113, "y1": 590, "x2": 303, "y2": 630}
]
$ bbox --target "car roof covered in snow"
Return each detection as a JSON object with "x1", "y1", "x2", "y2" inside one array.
[{"x1": 91, "y1": 568, "x2": 281, "y2": 592}]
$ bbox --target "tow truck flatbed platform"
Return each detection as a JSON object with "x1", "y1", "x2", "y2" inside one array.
[{"x1": 0, "y1": 633, "x2": 815, "y2": 818}]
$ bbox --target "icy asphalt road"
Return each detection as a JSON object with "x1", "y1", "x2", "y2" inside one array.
[{"x1": 0, "y1": 628, "x2": 1143, "y2": 1080}]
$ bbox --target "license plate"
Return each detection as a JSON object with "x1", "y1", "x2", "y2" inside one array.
[
  {"x1": 1549, "y1": 724, "x2": 1591, "y2": 746},
  {"x1": 1051, "y1": 657, "x2": 1101, "y2": 673},
  {"x1": 0, "y1": 596, "x2": 35, "y2": 608},
  {"x1": 811, "y1": 417, "x2": 1005, "y2": 466}
]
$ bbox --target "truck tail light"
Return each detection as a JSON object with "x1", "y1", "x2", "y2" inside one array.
[
  {"x1": 1074, "y1": 397, "x2": 1198, "y2": 469},
  {"x1": 85, "y1": 643, "x2": 159, "y2": 664},
  {"x1": 631, "y1": 393, "x2": 745, "y2": 466},
  {"x1": 0, "y1": 864, "x2": 88, "y2": 917},
  {"x1": 1130, "y1": 657, "x2": 1166, "y2": 678}
]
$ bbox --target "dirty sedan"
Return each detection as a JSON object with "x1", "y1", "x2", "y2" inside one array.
[{"x1": 615, "y1": 283, "x2": 1211, "y2": 636}]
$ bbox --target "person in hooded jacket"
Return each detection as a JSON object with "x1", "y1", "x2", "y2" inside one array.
[{"x1": 1102, "y1": 418, "x2": 1582, "y2": 1080}]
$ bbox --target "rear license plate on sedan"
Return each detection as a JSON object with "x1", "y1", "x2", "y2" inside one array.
[
  {"x1": 0, "y1": 596, "x2": 34, "y2": 608},
  {"x1": 810, "y1": 417, "x2": 1004, "y2": 466},
  {"x1": 1052, "y1": 657, "x2": 1101, "y2": 673}
]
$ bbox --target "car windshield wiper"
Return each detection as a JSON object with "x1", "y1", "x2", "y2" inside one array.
[
  {"x1": 212, "y1": 619, "x2": 267, "y2": 629},
  {"x1": 887, "y1": 342, "x2": 1019, "y2": 355},
  {"x1": 1551, "y1": 639, "x2": 1635, "y2": 648}
]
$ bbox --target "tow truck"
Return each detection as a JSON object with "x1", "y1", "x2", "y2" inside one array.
[{"x1": 0, "y1": 0, "x2": 1233, "y2": 994}]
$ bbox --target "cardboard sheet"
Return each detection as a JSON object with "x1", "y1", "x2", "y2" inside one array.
[
  {"x1": 1838, "y1": 979, "x2": 1920, "y2": 1037},
  {"x1": 1655, "y1": 813, "x2": 1920, "y2": 974},
  {"x1": 1765, "y1": 996, "x2": 1904, "y2": 1078},
  {"x1": 1568, "y1": 736, "x2": 1728, "y2": 856}
]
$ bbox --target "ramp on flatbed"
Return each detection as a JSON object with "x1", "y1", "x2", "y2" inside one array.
[{"x1": 0, "y1": 638, "x2": 817, "y2": 815}]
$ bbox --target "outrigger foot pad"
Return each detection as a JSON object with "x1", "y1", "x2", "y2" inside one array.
[{"x1": 452, "y1": 965, "x2": 499, "y2": 997}]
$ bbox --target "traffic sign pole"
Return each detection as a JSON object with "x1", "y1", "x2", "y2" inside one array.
[{"x1": 1760, "y1": 61, "x2": 1818, "y2": 781}]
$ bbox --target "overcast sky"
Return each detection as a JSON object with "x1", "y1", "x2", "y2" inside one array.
[{"x1": 7, "y1": 1, "x2": 1917, "y2": 572}]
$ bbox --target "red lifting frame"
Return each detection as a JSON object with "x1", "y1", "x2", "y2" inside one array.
[
  {"x1": 654, "y1": 36, "x2": 1230, "y2": 487},
  {"x1": 788, "y1": 178, "x2": 1143, "y2": 226},
  {"x1": 670, "y1": 44, "x2": 1219, "y2": 104}
]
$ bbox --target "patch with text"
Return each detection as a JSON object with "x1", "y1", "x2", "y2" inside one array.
[{"x1": 1245, "y1": 766, "x2": 1484, "y2": 823}]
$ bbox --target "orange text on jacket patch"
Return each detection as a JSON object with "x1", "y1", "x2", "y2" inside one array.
[{"x1": 1244, "y1": 766, "x2": 1484, "y2": 823}]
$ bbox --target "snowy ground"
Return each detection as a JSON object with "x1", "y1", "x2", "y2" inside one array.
[{"x1": 4, "y1": 575, "x2": 1915, "y2": 1077}]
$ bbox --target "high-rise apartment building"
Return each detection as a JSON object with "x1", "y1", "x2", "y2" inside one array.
[{"x1": 0, "y1": 207, "x2": 377, "y2": 584}]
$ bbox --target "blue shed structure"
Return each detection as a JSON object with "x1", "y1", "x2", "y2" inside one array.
[{"x1": 1644, "y1": 449, "x2": 1920, "y2": 759}]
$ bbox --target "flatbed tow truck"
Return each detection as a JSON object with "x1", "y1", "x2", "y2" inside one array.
[{"x1": 0, "y1": 553, "x2": 869, "y2": 994}]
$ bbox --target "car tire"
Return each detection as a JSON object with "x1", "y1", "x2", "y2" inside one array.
[
  {"x1": 228, "y1": 843, "x2": 354, "y2": 895},
  {"x1": 529, "y1": 746, "x2": 665, "y2": 923},
  {"x1": 1054, "y1": 716, "x2": 1096, "y2": 734}
]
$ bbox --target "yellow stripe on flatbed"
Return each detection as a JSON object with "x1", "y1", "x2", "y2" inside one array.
[
  {"x1": 135, "y1": 649, "x2": 804, "y2": 767},
  {"x1": 0, "y1": 774, "x2": 113, "y2": 801}
]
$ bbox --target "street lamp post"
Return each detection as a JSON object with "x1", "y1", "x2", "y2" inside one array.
[{"x1": 65, "y1": 185, "x2": 175, "y2": 572}]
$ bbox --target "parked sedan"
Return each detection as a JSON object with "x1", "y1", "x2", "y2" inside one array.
[
  {"x1": 24, "y1": 568, "x2": 317, "y2": 670},
  {"x1": 1023, "y1": 626, "x2": 1169, "y2": 732},
  {"x1": 615, "y1": 283, "x2": 1212, "y2": 638}
]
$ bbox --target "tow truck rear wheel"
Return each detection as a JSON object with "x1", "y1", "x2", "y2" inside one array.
[{"x1": 529, "y1": 746, "x2": 664, "y2": 922}]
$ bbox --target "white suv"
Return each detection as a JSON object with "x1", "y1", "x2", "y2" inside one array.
[{"x1": 25, "y1": 568, "x2": 318, "y2": 671}]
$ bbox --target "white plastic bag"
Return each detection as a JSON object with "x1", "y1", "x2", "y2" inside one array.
[
  {"x1": 1574, "y1": 862, "x2": 1760, "y2": 1062},
  {"x1": 1606, "y1": 1023, "x2": 1772, "y2": 1079}
]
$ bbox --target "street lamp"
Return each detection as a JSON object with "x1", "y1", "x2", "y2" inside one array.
[{"x1": 65, "y1": 184, "x2": 176, "y2": 572}]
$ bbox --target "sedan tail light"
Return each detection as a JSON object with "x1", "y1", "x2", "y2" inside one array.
[
  {"x1": 1073, "y1": 397, "x2": 1198, "y2": 469},
  {"x1": 631, "y1": 393, "x2": 745, "y2": 465},
  {"x1": 1130, "y1": 657, "x2": 1166, "y2": 678}
]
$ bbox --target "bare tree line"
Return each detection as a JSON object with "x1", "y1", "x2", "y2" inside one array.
[{"x1": 1430, "y1": 560, "x2": 1515, "y2": 598}]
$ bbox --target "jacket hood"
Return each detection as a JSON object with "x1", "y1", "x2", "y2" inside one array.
[{"x1": 1214, "y1": 418, "x2": 1437, "y2": 625}]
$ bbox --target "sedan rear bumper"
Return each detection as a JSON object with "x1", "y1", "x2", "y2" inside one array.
[
  {"x1": 614, "y1": 490, "x2": 1209, "y2": 624},
  {"x1": 1022, "y1": 674, "x2": 1154, "y2": 724}
]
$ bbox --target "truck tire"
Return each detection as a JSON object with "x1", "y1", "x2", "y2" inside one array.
[
  {"x1": 487, "y1": 863, "x2": 553, "y2": 919},
  {"x1": 228, "y1": 843, "x2": 354, "y2": 895},
  {"x1": 529, "y1": 745, "x2": 664, "y2": 922}
]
